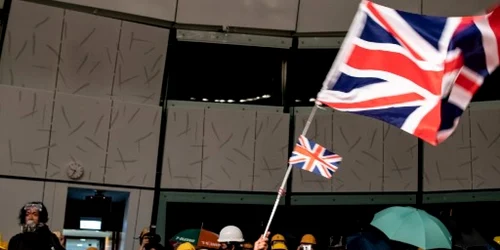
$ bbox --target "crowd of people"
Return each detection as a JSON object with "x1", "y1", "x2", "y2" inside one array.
[
  {"x1": 2, "y1": 201, "x2": 175, "y2": 250},
  {"x1": 8, "y1": 200, "x2": 500, "y2": 250},
  {"x1": 2, "y1": 201, "x2": 309, "y2": 250},
  {"x1": 167, "y1": 225, "x2": 318, "y2": 250}
]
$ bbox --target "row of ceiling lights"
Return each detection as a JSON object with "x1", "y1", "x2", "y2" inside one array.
[
  {"x1": 296, "y1": 98, "x2": 316, "y2": 102},
  {"x1": 188, "y1": 96, "x2": 317, "y2": 103},
  {"x1": 189, "y1": 94, "x2": 272, "y2": 103}
]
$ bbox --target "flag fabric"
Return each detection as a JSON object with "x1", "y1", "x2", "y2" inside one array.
[
  {"x1": 278, "y1": 188, "x2": 286, "y2": 197},
  {"x1": 316, "y1": 0, "x2": 500, "y2": 146},
  {"x1": 289, "y1": 135, "x2": 342, "y2": 179}
]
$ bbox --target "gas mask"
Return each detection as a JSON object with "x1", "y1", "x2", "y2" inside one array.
[
  {"x1": 22, "y1": 220, "x2": 39, "y2": 233},
  {"x1": 299, "y1": 245, "x2": 312, "y2": 250}
]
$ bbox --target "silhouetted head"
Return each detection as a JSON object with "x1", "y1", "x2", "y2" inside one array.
[{"x1": 18, "y1": 201, "x2": 48, "y2": 225}]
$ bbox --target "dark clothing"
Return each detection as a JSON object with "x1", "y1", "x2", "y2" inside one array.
[
  {"x1": 144, "y1": 243, "x2": 166, "y2": 250},
  {"x1": 8, "y1": 225, "x2": 65, "y2": 250}
]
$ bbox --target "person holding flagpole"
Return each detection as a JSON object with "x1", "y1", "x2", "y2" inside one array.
[{"x1": 253, "y1": 232, "x2": 270, "y2": 250}]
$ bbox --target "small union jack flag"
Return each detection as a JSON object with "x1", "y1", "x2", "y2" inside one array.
[{"x1": 289, "y1": 135, "x2": 342, "y2": 179}]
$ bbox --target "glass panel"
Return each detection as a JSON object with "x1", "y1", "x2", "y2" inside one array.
[
  {"x1": 290, "y1": 49, "x2": 338, "y2": 106},
  {"x1": 164, "y1": 202, "x2": 288, "y2": 244},
  {"x1": 291, "y1": 50, "x2": 500, "y2": 105},
  {"x1": 473, "y1": 68, "x2": 500, "y2": 102},
  {"x1": 288, "y1": 204, "x2": 420, "y2": 249},
  {"x1": 423, "y1": 202, "x2": 500, "y2": 249},
  {"x1": 167, "y1": 42, "x2": 286, "y2": 106},
  {"x1": 64, "y1": 188, "x2": 129, "y2": 232},
  {"x1": 66, "y1": 238, "x2": 101, "y2": 250}
]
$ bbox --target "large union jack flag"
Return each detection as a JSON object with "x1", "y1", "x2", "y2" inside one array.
[
  {"x1": 289, "y1": 135, "x2": 342, "y2": 179},
  {"x1": 316, "y1": 0, "x2": 500, "y2": 146}
]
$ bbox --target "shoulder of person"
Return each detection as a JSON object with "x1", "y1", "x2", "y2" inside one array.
[
  {"x1": 8, "y1": 233, "x2": 22, "y2": 243},
  {"x1": 8, "y1": 234, "x2": 23, "y2": 250}
]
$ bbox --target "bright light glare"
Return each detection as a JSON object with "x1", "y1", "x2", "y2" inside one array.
[{"x1": 80, "y1": 219, "x2": 102, "y2": 230}]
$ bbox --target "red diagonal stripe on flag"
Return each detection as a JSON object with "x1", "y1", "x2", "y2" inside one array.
[
  {"x1": 323, "y1": 93, "x2": 425, "y2": 109},
  {"x1": 293, "y1": 145, "x2": 329, "y2": 172},
  {"x1": 365, "y1": 1, "x2": 424, "y2": 61},
  {"x1": 347, "y1": 45, "x2": 442, "y2": 95}
]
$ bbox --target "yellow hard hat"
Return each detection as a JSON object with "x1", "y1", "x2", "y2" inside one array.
[
  {"x1": 271, "y1": 234, "x2": 286, "y2": 242},
  {"x1": 242, "y1": 242, "x2": 253, "y2": 249},
  {"x1": 0, "y1": 233, "x2": 6, "y2": 250},
  {"x1": 86, "y1": 247, "x2": 98, "y2": 250},
  {"x1": 300, "y1": 234, "x2": 316, "y2": 245},
  {"x1": 271, "y1": 242, "x2": 287, "y2": 250},
  {"x1": 177, "y1": 242, "x2": 196, "y2": 250},
  {"x1": 494, "y1": 236, "x2": 500, "y2": 245}
]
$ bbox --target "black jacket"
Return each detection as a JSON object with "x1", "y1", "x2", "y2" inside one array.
[{"x1": 8, "y1": 225, "x2": 65, "y2": 250}]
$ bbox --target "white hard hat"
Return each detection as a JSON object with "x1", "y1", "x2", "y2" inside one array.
[{"x1": 218, "y1": 225, "x2": 244, "y2": 242}]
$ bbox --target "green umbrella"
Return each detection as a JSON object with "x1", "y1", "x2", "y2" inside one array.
[
  {"x1": 171, "y1": 229, "x2": 199, "y2": 245},
  {"x1": 170, "y1": 229, "x2": 221, "y2": 249},
  {"x1": 370, "y1": 206, "x2": 452, "y2": 249}
]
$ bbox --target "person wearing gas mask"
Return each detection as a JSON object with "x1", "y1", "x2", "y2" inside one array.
[
  {"x1": 271, "y1": 234, "x2": 286, "y2": 245},
  {"x1": 8, "y1": 202, "x2": 65, "y2": 250},
  {"x1": 297, "y1": 234, "x2": 316, "y2": 250},
  {"x1": 218, "y1": 226, "x2": 245, "y2": 250}
]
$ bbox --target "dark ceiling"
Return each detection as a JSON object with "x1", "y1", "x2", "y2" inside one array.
[
  {"x1": 167, "y1": 43, "x2": 500, "y2": 105},
  {"x1": 67, "y1": 187, "x2": 130, "y2": 203}
]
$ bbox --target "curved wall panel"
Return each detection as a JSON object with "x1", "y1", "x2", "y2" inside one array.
[
  {"x1": 38, "y1": 0, "x2": 500, "y2": 33},
  {"x1": 52, "y1": 0, "x2": 177, "y2": 21}
]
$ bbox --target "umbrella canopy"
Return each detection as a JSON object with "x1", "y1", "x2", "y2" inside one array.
[
  {"x1": 371, "y1": 206, "x2": 452, "y2": 249},
  {"x1": 171, "y1": 229, "x2": 221, "y2": 249},
  {"x1": 347, "y1": 232, "x2": 391, "y2": 250}
]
